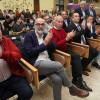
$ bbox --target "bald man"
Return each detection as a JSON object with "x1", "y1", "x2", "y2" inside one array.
[
  {"x1": 51, "y1": 16, "x2": 92, "y2": 91},
  {"x1": 23, "y1": 18, "x2": 89, "y2": 100}
]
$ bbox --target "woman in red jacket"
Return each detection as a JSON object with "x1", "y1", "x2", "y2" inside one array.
[{"x1": 0, "y1": 28, "x2": 33, "y2": 100}]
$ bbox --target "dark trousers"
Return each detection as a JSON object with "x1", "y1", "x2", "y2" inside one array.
[
  {"x1": 65, "y1": 50, "x2": 83, "y2": 79},
  {"x1": 81, "y1": 46, "x2": 98, "y2": 70},
  {"x1": 0, "y1": 74, "x2": 33, "y2": 100}
]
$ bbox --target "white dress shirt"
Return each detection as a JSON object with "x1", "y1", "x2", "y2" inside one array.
[{"x1": 35, "y1": 32, "x2": 51, "y2": 62}]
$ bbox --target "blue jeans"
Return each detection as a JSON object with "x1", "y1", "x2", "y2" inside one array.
[
  {"x1": 94, "y1": 50, "x2": 100, "y2": 65},
  {"x1": 0, "y1": 74, "x2": 33, "y2": 100}
]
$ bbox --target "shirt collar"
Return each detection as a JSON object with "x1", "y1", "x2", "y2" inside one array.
[
  {"x1": 81, "y1": 8, "x2": 85, "y2": 11},
  {"x1": 54, "y1": 26, "x2": 60, "y2": 30},
  {"x1": 74, "y1": 23, "x2": 79, "y2": 27}
]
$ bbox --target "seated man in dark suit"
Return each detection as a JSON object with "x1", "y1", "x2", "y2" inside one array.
[
  {"x1": 74, "y1": 1, "x2": 87, "y2": 23},
  {"x1": 0, "y1": 28, "x2": 33, "y2": 100},
  {"x1": 87, "y1": 3, "x2": 96, "y2": 23},
  {"x1": 23, "y1": 18, "x2": 89, "y2": 100},
  {"x1": 61, "y1": 11, "x2": 70, "y2": 33},
  {"x1": 51, "y1": 16, "x2": 92, "y2": 91},
  {"x1": 86, "y1": 16, "x2": 100, "y2": 69},
  {"x1": 68, "y1": 13, "x2": 98, "y2": 76}
]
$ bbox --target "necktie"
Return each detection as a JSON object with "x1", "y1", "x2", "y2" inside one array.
[
  {"x1": 77, "y1": 25, "x2": 81, "y2": 31},
  {"x1": 77, "y1": 25, "x2": 86, "y2": 44},
  {"x1": 82, "y1": 9, "x2": 85, "y2": 16},
  {"x1": 81, "y1": 35, "x2": 86, "y2": 44}
]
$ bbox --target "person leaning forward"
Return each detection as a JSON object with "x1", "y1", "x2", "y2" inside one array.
[{"x1": 23, "y1": 18, "x2": 89, "y2": 100}]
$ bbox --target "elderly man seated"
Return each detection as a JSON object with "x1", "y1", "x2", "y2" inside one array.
[{"x1": 23, "y1": 18, "x2": 89, "y2": 100}]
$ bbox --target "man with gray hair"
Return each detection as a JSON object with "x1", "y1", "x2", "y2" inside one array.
[
  {"x1": 51, "y1": 16, "x2": 92, "y2": 92},
  {"x1": 75, "y1": 0, "x2": 87, "y2": 23},
  {"x1": 44, "y1": 16, "x2": 53, "y2": 33},
  {"x1": 23, "y1": 18, "x2": 89, "y2": 100}
]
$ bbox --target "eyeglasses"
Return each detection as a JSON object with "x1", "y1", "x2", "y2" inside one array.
[{"x1": 35, "y1": 23, "x2": 45, "y2": 26}]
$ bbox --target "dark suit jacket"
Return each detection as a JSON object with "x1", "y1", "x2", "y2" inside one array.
[
  {"x1": 75, "y1": 8, "x2": 87, "y2": 23},
  {"x1": 62, "y1": 18, "x2": 70, "y2": 33},
  {"x1": 87, "y1": 9, "x2": 96, "y2": 19},
  {"x1": 23, "y1": 31, "x2": 56, "y2": 66},
  {"x1": 68, "y1": 21, "x2": 90, "y2": 44}
]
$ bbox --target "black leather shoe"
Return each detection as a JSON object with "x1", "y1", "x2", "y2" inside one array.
[
  {"x1": 77, "y1": 81, "x2": 92, "y2": 92},
  {"x1": 92, "y1": 62, "x2": 100, "y2": 69}
]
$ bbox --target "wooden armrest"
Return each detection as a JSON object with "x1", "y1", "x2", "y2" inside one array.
[
  {"x1": 19, "y1": 58, "x2": 39, "y2": 89},
  {"x1": 12, "y1": 31, "x2": 19, "y2": 35},
  {"x1": 67, "y1": 42, "x2": 89, "y2": 58},
  {"x1": 52, "y1": 49, "x2": 71, "y2": 70},
  {"x1": 87, "y1": 38, "x2": 100, "y2": 50},
  {"x1": 96, "y1": 35, "x2": 100, "y2": 39}
]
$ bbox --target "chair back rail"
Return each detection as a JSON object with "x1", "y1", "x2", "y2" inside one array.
[
  {"x1": 67, "y1": 42, "x2": 89, "y2": 58},
  {"x1": 87, "y1": 38, "x2": 100, "y2": 50}
]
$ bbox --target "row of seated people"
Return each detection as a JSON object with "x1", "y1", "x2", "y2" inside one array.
[
  {"x1": 0, "y1": 12, "x2": 100, "y2": 100},
  {"x1": 0, "y1": 2, "x2": 100, "y2": 39},
  {"x1": 0, "y1": 9, "x2": 34, "y2": 20}
]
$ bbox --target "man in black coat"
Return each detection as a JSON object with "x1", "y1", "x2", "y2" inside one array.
[
  {"x1": 68, "y1": 13, "x2": 98, "y2": 77},
  {"x1": 61, "y1": 11, "x2": 71, "y2": 33},
  {"x1": 74, "y1": 1, "x2": 87, "y2": 23},
  {"x1": 87, "y1": 3, "x2": 96, "y2": 23}
]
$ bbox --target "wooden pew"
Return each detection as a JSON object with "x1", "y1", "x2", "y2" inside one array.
[
  {"x1": 87, "y1": 38, "x2": 100, "y2": 50},
  {"x1": 2, "y1": 58, "x2": 38, "y2": 100},
  {"x1": 96, "y1": 35, "x2": 100, "y2": 39},
  {"x1": 67, "y1": 42, "x2": 89, "y2": 58}
]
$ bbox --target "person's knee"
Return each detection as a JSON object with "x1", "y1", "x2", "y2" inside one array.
[
  {"x1": 55, "y1": 62, "x2": 64, "y2": 70},
  {"x1": 74, "y1": 53, "x2": 80, "y2": 59},
  {"x1": 52, "y1": 76, "x2": 62, "y2": 85},
  {"x1": 21, "y1": 87, "x2": 33, "y2": 99}
]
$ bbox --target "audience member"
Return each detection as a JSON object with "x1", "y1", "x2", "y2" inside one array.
[
  {"x1": 74, "y1": 1, "x2": 87, "y2": 23},
  {"x1": 68, "y1": 13, "x2": 98, "y2": 76},
  {"x1": 0, "y1": 28, "x2": 33, "y2": 100},
  {"x1": 44, "y1": 16, "x2": 53, "y2": 33},
  {"x1": 3, "y1": 15, "x2": 14, "y2": 31},
  {"x1": 61, "y1": 11, "x2": 71, "y2": 33},
  {"x1": 86, "y1": 15, "x2": 100, "y2": 69},
  {"x1": 12, "y1": 16, "x2": 26, "y2": 41},
  {"x1": 23, "y1": 18, "x2": 89, "y2": 100},
  {"x1": 51, "y1": 16, "x2": 92, "y2": 91}
]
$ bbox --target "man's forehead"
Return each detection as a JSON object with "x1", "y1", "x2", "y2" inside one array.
[
  {"x1": 73, "y1": 13, "x2": 79, "y2": 17},
  {"x1": 36, "y1": 19, "x2": 45, "y2": 23}
]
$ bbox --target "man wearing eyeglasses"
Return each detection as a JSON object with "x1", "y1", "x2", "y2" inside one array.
[{"x1": 23, "y1": 18, "x2": 89, "y2": 100}]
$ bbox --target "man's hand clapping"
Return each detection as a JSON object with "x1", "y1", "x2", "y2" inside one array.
[
  {"x1": 44, "y1": 30, "x2": 53, "y2": 45},
  {"x1": 66, "y1": 30, "x2": 76, "y2": 41}
]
